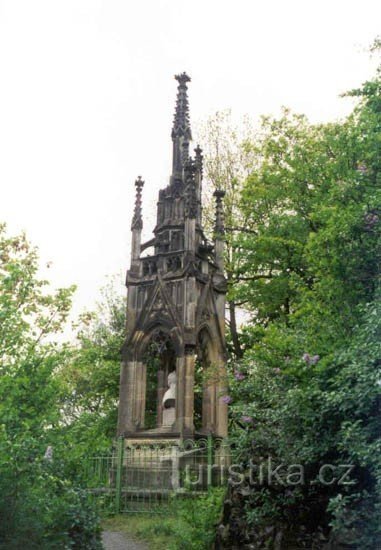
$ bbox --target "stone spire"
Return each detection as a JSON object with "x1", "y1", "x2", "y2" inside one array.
[
  {"x1": 171, "y1": 73, "x2": 192, "y2": 177},
  {"x1": 194, "y1": 145, "x2": 204, "y2": 224},
  {"x1": 194, "y1": 144, "x2": 203, "y2": 175},
  {"x1": 130, "y1": 176, "x2": 144, "y2": 265},
  {"x1": 131, "y1": 176, "x2": 144, "y2": 230},
  {"x1": 213, "y1": 189, "x2": 225, "y2": 271},
  {"x1": 184, "y1": 159, "x2": 198, "y2": 219},
  {"x1": 214, "y1": 189, "x2": 225, "y2": 234}
]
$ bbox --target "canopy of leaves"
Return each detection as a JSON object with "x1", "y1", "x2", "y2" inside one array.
[
  {"x1": 0, "y1": 225, "x2": 101, "y2": 548},
  {"x1": 225, "y1": 52, "x2": 381, "y2": 548},
  {"x1": 56, "y1": 282, "x2": 126, "y2": 457}
]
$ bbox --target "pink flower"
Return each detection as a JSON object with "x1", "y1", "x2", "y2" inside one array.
[
  {"x1": 241, "y1": 415, "x2": 253, "y2": 423},
  {"x1": 303, "y1": 353, "x2": 320, "y2": 365},
  {"x1": 365, "y1": 212, "x2": 379, "y2": 229},
  {"x1": 357, "y1": 163, "x2": 367, "y2": 174},
  {"x1": 273, "y1": 367, "x2": 281, "y2": 374},
  {"x1": 221, "y1": 395, "x2": 232, "y2": 405},
  {"x1": 234, "y1": 370, "x2": 245, "y2": 381}
]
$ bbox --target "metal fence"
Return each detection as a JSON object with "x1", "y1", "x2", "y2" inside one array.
[{"x1": 85, "y1": 437, "x2": 229, "y2": 514}]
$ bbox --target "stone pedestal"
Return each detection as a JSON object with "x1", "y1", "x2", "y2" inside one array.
[{"x1": 162, "y1": 407, "x2": 176, "y2": 427}]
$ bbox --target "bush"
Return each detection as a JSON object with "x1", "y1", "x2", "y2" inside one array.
[
  {"x1": 132, "y1": 489, "x2": 225, "y2": 550},
  {"x1": 0, "y1": 438, "x2": 102, "y2": 549}
]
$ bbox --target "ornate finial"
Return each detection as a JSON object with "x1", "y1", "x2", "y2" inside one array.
[
  {"x1": 184, "y1": 159, "x2": 197, "y2": 219},
  {"x1": 194, "y1": 144, "x2": 202, "y2": 157},
  {"x1": 175, "y1": 72, "x2": 191, "y2": 85},
  {"x1": 131, "y1": 176, "x2": 144, "y2": 230},
  {"x1": 172, "y1": 72, "x2": 192, "y2": 141},
  {"x1": 213, "y1": 189, "x2": 225, "y2": 235}
]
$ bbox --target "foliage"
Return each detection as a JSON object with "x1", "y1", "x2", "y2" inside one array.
[
  {"x1": 2, "y1": 41, "x2": 381, "y2": 550},
  {"x1": 104, "y1": 489, "x2": 225, "y2": 550},
  {"x1": 224, "y1": 55, "x2": 381, "y2": 548},
  {"x1": 0, "y1": 441, "x2": 102, "y2": 549},
  {"x1": 0, "y1": 223, "x2": 74, "y2": 361},
  {"x1": 196, "y1": 111, "x2": 257, "y2": 358},
  {"x1": 0, "y1": 225, "x2": 102, "y2": 548},
  {"x1": 56, "y1": 281, "x2": 125, "y2": 457},
  {"x1": 166, "y1": 488, "x2": 225, "y2": 549}
]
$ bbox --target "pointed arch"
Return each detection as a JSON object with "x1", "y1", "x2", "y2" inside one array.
[{"x1": 132, "y1": 320, "x2": 183, "y2": 362}]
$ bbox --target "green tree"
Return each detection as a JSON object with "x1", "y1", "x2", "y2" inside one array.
[
  {"x1": 223, "y1": 50, "x2": 381, "y2": 548},
  {"x1": 0, "y1": 223, "x2": 75, "y2": 438},
  {"x1": 196, "y1": 110, "x2": 257, "y2": 358},
  {"x1": 56, "y1": 281, "x2": 125, "y2": 456},
  {"x1": 0, "y1": 224, "x2": 102, "y2": 548}
]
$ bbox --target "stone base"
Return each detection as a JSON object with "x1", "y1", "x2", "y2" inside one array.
[
  {"x1": 125, "y1": 436, "x2": 182, "y2": 446},
  {"x1": 119, "y1": 434, "x2": 231, "y2": 492},
  {"x1": 124, "y1": 420, "x2": 198, "y2": 440},
  {"x1": 162, "y1": 407, "x2": 176, "y2": 428},
  {"x1": 125, "y1": 427, "x2": 181, "y2": 442}
]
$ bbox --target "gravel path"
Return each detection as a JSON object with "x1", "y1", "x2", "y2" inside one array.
[{"x1": 102, "y1": 530, "x2": 148, "y2": 550}]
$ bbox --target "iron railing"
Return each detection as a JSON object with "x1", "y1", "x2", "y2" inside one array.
[{"x1": 84, "y1": 436, "x2": 229, "y2": 515}]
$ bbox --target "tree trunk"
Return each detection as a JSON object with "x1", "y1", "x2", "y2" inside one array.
[{"x1": 229, "y1": 300, "x2": 243, "y2": 359}]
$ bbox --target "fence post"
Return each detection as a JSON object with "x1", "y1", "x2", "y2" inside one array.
[
  {"x1": 171, "y1": 445, "x2": 180, "y2": 492},
  {"x1": 207, "y1": 434, "x2": 213, "y2": 490},
  {"x1": 115, "y1": 437, "x2": 124, "y2": 513}
]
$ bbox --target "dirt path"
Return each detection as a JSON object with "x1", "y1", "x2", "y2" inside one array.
[{"x1": 102, "y1": 530, "x2": 148, "y2": 550}]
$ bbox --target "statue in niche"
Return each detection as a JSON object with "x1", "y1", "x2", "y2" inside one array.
[{"x1": 162, "y1": 371, "x2": 176, "y2": 427}]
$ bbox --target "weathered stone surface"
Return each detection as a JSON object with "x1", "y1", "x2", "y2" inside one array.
[{"x1": 117, "y1": 74, "x2": 228, "y2": 440}]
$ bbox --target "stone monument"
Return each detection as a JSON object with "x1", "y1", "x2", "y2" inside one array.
[{"x1": 117, "y1": 73, "x2": 228, "y2": 441}]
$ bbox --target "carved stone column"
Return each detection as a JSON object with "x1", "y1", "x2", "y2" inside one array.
[
  {"x1": 202, "y1": 382, "x2": 215, "y2": 434},
  {"x1": 117, "y1": 360, "x2": 137, "y2": 435},
  {"x1": 135, "y1": 361, "x2": 146, "y2": 429},
  {"x1": 174, "y1": 346, "x2": 195, "y2": 435},
  {"x1": 156, "y1": 369, "x2": 166, "y2": 428},
  {"x1": 184, "y1": 346, "x2": 195, "y2": 434},
  {"x1": 201, "y1": 342, "x2": 218, "y2": 434},
  {"x1": 174, "y1": 355, "x2": 185, "y2": 433}
]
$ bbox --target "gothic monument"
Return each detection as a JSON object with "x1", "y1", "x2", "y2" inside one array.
[{"x1": 117, "y1": 73, "x2": 228, "y2": 440}]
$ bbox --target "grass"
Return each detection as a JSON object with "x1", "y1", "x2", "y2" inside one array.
[
  {"x1": 102, "y1": 513, "x2": 178, "y2": 549},
  {"x1": 102, "y1": 489, "x2": 225, "y2": 550}
]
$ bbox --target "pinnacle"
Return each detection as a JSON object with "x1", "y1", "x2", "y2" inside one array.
[{"x1": 175, "y1": 72, "x2": 191, "y2": 85}]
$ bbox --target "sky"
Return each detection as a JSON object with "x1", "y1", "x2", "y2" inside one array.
[{"x1": 0, "y1": 0, "x2": 380, "y2": 327}]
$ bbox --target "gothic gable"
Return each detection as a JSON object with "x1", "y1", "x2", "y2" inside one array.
[
  {"x1": 196, "y1": 280, "x2": 225, "y2": 350},
  {"x1": 135, "y1": 275, "x2": 182, "y2": 333}
]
